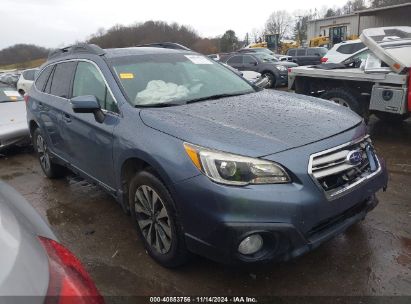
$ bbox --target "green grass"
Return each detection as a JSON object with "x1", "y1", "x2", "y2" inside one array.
[{"x1": 0, "y1": 58, "x2": 46, "y2": 71}]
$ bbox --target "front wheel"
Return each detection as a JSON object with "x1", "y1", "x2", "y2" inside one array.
[
  {"x1": 262, "y1": 72, "x2": 276, "y2": 89},
  {"x1": 128, "y1": 170, "x2": 188, "y2": 267},
  {"x1": 33, "y1": 128, "x2": 66, "y2": 178}
]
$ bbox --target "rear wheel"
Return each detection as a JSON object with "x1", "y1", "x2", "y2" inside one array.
[
  {"x1": 319, "y1": 88, "x2": 364, "y2": 116},
  {"x1": 18, "y1": 89, "x2": 25, "y2": 96},
  {"x1": 33, "y1": 128, "x2": 66, "y2": 178},
  {"x1": 128, "y1": 169, "x2": 188, "y2": 267}
]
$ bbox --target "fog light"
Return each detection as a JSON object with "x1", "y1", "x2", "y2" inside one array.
[{"x1": 238, "y1": 234, "x2": 263, "y2": 255}]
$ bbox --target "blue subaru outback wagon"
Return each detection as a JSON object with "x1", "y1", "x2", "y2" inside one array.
[{"x1": 26, "y1": 43, "x2": 388, "y2": 267}]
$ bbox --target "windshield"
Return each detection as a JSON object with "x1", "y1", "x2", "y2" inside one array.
[
  {"x1": 111, "y1": 53, "x2": 255, "y2": 107},
  {"x1": 252, "y1": 53, "x2": 279, "y2": 62},
  {"x1": 0, "y1": 87, "x2": 23, "y2": 103}
]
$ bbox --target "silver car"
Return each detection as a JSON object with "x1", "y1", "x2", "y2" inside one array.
[
  {"x1": 0, "y1": 181, "x2": 103, "y2": 303},
  {"x1": 0, "y1": 85, "x2": 30, "y2": 150}
]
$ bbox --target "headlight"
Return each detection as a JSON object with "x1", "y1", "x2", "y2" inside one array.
[
  {"x1": 184, "y1": 143, "x2": 291, "y2": 186},
  {"x1": 276, "y1": 65, "x2": 287, "y2": 72}
]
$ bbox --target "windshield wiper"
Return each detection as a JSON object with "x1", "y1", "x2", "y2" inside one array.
[
  {"x1": 134, "y1": 92, "x2": 253, "y2": 108},
  {"x1": 184, "y1": 92, "x2": 252, "y2": 104}
]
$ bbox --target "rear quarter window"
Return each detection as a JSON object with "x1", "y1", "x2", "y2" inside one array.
[
  {"x1": 296, "y1": 49, "x2": 306, "y2": 56},
  {"x1": 35, "y1": 65, "x2": 54, "y2": 92},
  {"x1": 23, "y1": 70, "x2": 36, "y2": 81},
  {"x1": 337, "y1": 43, "x2": 366, "y2": 54}
]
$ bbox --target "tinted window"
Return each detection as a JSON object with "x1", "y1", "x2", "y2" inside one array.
[
  {"x1": 296, "y1": 49, "x2": 306, "y2": 56},
  {"x1": 227, "y1": 56, "x2": 242, "y2": 64},
  {"x1": 49, "y1": 62, "x2": 77, "y2": 98},
  {"x1": 35, "y1": 65, "x2": 53, "y2": 92},
  {"x1": 336, "y1": 42, "x2": 366, "y2": 54},
  {"x1": 23, "y1": 70, "x2": 36, "y2": 81},
  {"x1": 72, "y1": 62, "x2": 117, "y2": 112},
  {"x1": 287, "y1": 49, "x2": 296, "y2": 56},
  {"x1": 243, "y1": 55, "x2": 257, "y2": 64}
]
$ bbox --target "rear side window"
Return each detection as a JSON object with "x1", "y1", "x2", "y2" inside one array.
[
  {"x1": 243, "y1": 55, "x2": 257, "y2": 64},
  {"x1": 72, "y1": 62, "x2": 117, "y2": 112},
  {"x1": 49, "y1": 62, "x2": 77, "y2": 98},
  {"x1": 296, "y1": 49, "x2": 306, "y2": 56},
  {"x1": 23, "y1": 70, "x2": 36, "y2": 81},
  {"x1": 287, "y1": 49, "x2": 296, "y2": 56},
  {"x1": 35, "y1": 65, "x2": 53, "y2": 92},
  {"x1": 336, "y1": 42, "x2": 365, "y2": 54},
  {"x1": 227, "y1": 56, "x2": 242, "y2": 64}
]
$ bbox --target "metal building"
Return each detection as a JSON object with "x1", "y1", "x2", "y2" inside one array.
[{"x1": 307, "y1": 3, "x2": 411, "y2": 43}]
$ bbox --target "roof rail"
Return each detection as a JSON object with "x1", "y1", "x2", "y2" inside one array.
[
  {"x1": 48, "y1": 43, "x2": 105, "y2": 59},
  {"x1": 135, "y1": 42, "x2": 191, "y2": 51}
]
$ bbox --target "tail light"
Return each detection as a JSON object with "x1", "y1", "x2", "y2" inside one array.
[
  {"x1": 38, "y1": 237, "x2": 104, "y2": 304},
  {"x1": 321, "y1": 57, "x2": 328, "y2": 63},
  {"x1": 24, "y1": 94, "x2": 29, "y2": 105},
  {"x1": 288, "y1": 68, "x2": 292, "y2": 73},
  {"x1": 408, "y1": 72, "x2": 411, "y2": 112}
]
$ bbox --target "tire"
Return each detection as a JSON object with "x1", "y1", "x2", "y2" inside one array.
[
  {"x1": 374, "y1": 112, "x2": 409, "y2": 123},
  {"x1": 128, "y1": 169, "x2": 188, "y2": 267},
  {"x1": 33, "y1": 128, "x2": 66, "y2": 178},
  {"x1": 262, "y1": 72, "x2": 276, "y2": 89},
  {"x1": 18, "y1": 89, "x2": 25, "y2": 96},
  {"x1": 319, "y1": 88, "x2": 364, "y2": 116}
]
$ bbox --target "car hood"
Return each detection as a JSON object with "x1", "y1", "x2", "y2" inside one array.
[
  {"x1": 140, "y1": 90, "x2": 362, "y2": 157},
  {"x1": 0, "y1": 102, "x2": 27, "y2": 126}
]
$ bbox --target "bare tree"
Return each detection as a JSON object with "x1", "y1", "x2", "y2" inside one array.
[{"x1": 265, "y1": 11, "x2": 293, "y2": 40}]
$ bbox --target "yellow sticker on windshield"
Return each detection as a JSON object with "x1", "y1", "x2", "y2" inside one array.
[{"x1": 119, "y1": 73, "x2": 134, "y2": 79}]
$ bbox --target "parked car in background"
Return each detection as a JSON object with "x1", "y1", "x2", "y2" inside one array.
[
  {"x1": 220, "y1": 63, "x2": 268, "y2": 88},
  {"x1": 0, "y1": 72, "x2": 21, "y2": 87},
  {"x1": 0, "y1": 84, "x2": 30, "y2": 150},
  {"x1": 0, "y1": 181, "x2": 103, "y2": 302},
  {"x1": 238, "y1": 47, "x2": 275, "y2": 56},
  {"x1": 223, "y1": 52, "x2": 297, "y2": 88},
  {"x1": 286, "y1": 47, "x2": 328, "y2": 65},
  {"x1": 27, "y1": 43, "x2": 387, "y2": 268},
  {"x1": 208, "y1": 54, "x2": 221, "y2": 61},
  {"x1": 322, "y1": 40, "x2": 366, "y2": 63},
  {"x1": 17, "y1": 68, "x2": 38, "y2": 95}
]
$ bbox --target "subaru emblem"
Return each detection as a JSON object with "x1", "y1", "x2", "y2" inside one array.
[{"x1": 346, "y1": 150, "x2": 363, "y2": 165}]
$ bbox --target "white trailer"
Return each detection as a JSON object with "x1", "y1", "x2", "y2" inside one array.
[{"x1": 289, "y1": 27, "x2": 411, "y2": 121}]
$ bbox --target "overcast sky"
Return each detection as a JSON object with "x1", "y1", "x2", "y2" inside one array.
[{"x1": 1, "y1": 0, "x2": 349, "y2": 49}]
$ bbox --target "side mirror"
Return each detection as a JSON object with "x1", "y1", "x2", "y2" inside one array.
[
  {"x1": 253, "y1": 62, "x2": 258, "y2": 66},
  {"x1": 71, "y1": 95, "x2": 105, "y2": 123}
]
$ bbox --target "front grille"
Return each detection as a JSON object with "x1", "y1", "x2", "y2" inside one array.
[{"x1": 309, "y1": 136, "x2": 380, "y2": 199}]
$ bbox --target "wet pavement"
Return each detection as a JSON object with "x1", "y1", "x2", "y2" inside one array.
[{"x1": 0, "y1": 116, "x2": 410, "y2": 299}]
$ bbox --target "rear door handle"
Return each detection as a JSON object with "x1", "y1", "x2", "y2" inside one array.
[{"x1": 63, "y1": 113, "x2": 71, "y2": 123}]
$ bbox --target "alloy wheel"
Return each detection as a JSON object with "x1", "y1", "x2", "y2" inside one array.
[
  {"x1": 134, "y1": 185, "x2": 172, "y2": 254},
  {"x1": 36, "y1": 135, "x2": 50, "y2": 172}
]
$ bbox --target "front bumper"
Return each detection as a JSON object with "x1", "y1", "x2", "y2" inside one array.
[{"x1": 172, "y1": 158, "x2": 388, "y2": 264}]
